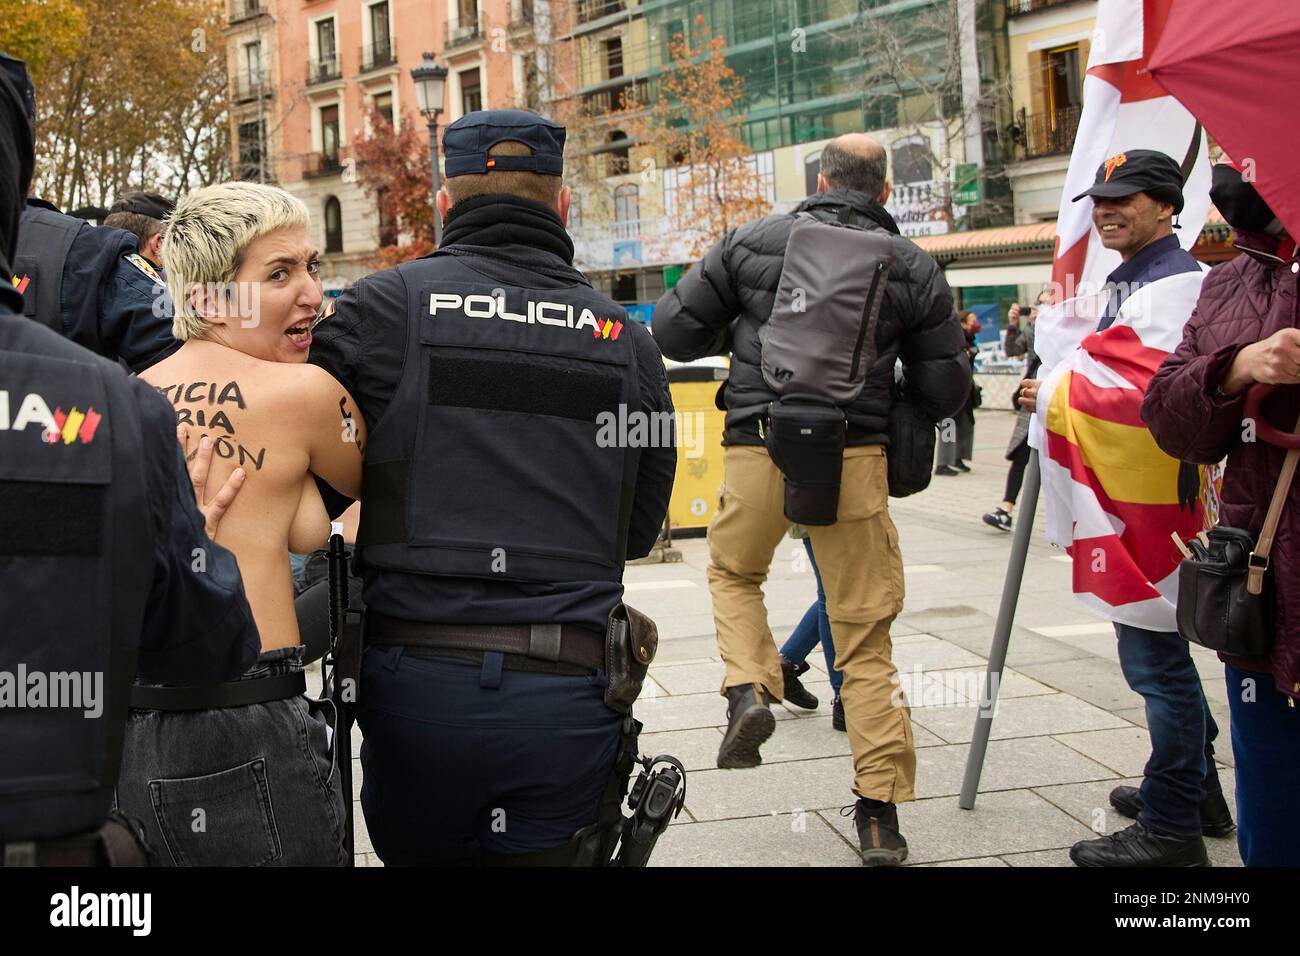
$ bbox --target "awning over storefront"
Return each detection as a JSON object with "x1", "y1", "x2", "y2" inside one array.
[
  {"x1": 913, "y1": 222, "x2": 1058, "y2": 263},
  {"x1": 943, "y1": 263, "x2": 1054, "y2": 288}
]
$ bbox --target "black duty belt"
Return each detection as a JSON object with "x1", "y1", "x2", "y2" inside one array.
[
  {"x1": 129, "y1": 671, "x2": 306, "y2": 712},
  {"x1": 3, "y1": 831, "x2": 103, "y2": 867},
  {"x1": 2, "y1": 814, "x2": 148, "y2": 867},
  {"x1": 366, "y1": 613, "x2": 604, "y2": 673}
]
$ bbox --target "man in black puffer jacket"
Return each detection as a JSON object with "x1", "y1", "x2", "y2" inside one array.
[{"x1": 652, "y1": 133, "x2": 968, "y2": 866}]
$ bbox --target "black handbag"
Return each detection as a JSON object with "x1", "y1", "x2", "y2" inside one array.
[
  {"x1": 1175, "y1": 430, "x2": 1299, "y2": 658},
  {"x1": 886, "y1": 400, "x2": 936, "y2": 498}
]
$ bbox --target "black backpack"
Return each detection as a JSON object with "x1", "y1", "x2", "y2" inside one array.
[{"x1": 758, "y1": 208, "x2": 904, "y2": 522}]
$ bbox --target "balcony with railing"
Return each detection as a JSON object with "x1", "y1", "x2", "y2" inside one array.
[
  {"x1": 303, "y1": 152, "x2": 344, "y2": 179},
  {"x1": 1007, "y1": 0, "x2": 1088, "y2": 15},
  {"x1": 582, "y1": 84, "x2": 632, "y2": 114},
  {"x1": 360, "y1": 37, "x2": 396, "y2": 73},
  {"x1": 1017, "y1": 105, "x2": 1082, "y2": 159},
  {"x1": 577, "y1": 0, "x2": 626, "y2": 24},
  {"x1": 307, "y1": 55, "x2": 342, "y2": 86},
  {"x1": 228, "y1": 0, "x2": 267, "y2": 25},
  {"x1": 445, "y1": 16, "x2": 483, "y2": 48},
  {"x1": 231, "y1": 69, "x2": 273, "y2": 103},
  {"x1": 510, "y1": 0, "x2": 534, "y2": 30}
]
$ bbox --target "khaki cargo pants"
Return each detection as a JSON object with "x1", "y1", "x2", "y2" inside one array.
[{"x1": 706, "y1": 444, "x2": 916, "y2": 803}]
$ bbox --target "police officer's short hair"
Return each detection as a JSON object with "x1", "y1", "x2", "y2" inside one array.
[
  {"x1": 819, "y1": 141, "x2": 888, "y2": 197},
  {"x1": 445, "y1": 141, "x2": 562, "y2": 207},
  {"x1": 163, "y1": 181, "x2": 310, "y2": 341},
  {"x1": 103, "y1": 211, "x2": 164, "y2": 247}
]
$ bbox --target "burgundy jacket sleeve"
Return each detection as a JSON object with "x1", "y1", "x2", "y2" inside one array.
[{"x1": 1143, "y1": 308, "x2": 1249, "y2": 465}]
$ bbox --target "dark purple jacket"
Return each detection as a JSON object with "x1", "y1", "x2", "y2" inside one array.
[{"x1": 1142, "y1": 230, "x2": 1300, "y2": 699}]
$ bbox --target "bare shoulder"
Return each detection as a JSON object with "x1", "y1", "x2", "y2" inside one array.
[
  {"x1": 138, "y1": 351, "x2": 179, "y2": 389},
  {"x1": 278, "y1": 361, "x2": 350, "y2": 408}
]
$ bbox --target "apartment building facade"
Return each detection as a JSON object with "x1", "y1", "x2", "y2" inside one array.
[
  {"x1": 550, "y1": 0, "x2": 1015, "y2": 315},
  {"x1": 1002, "y1": 0, "x2": 1095, "y2": 223},
  {"x1": 226, "y1": 1, "x2": 284, "y2": 186},
  {"x1": 225, "y1": 0, "x2": 539, "y2": 286}
]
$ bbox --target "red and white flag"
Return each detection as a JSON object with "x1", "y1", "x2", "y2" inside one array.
[
  {"x1": 1042, "y1": 0, "x2": 1211, "y2": 340},
  {"x1": 1030, "y1": 0, "x2": 1213, "y2": 630}
]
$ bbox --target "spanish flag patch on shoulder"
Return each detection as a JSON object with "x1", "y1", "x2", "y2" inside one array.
[{"x1": 124, "y1": 253, "x2": 161, "y2": 284}]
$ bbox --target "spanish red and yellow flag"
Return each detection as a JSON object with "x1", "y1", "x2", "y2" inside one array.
[{"x1": 1032, "y1": 271, "x2": 1208, "y2": 630}]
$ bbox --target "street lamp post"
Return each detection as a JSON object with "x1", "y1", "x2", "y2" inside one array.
[{"x1": 411, "y1": 52, "x2": 449, "y2": 247}]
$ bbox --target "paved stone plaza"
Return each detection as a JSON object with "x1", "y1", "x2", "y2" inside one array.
[{"x1": 345, "y1": 408, "x2": 1242, "y2": 867}]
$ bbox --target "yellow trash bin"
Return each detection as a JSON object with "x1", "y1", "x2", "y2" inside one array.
[{"x1": 665, "y1": 357, "x2": 729, "y2": 535}]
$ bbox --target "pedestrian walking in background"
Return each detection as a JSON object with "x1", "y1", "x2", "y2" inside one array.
[
  {"x1": 984, "y1": 294, "x2": 1047, "y2": 532},
  {"x1": 777, "y1": 526, "x2": 845, "y2": 730},
  {"x1": 936, "y1": 311, "x2": 979, "y2": 476}
]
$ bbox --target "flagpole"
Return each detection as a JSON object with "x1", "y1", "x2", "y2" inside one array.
[{"x1": 959, "y1": 448, "x2": 1040, "y2": 810}]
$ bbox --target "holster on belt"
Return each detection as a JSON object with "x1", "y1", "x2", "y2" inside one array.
[
  {"x1": 334, "y1": 610, "x2": 364, "y2": 707},
  {"x1": 604, "y1": 602, "x2": 657, "y2": 713},
  {"x1": 2, "y1": 811, "x2": 151, "y2": 867}
]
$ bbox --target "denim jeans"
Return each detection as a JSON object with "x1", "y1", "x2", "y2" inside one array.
[
  {"x1": 1114, "y1": 623, "x2": 1219, "y2": 838},
  {"x1": 779, "y1": 537, "x2": 841, "y2": 696},
  {"x1": 1226, "y1": 664, "x2": 1300, "y2": 866},
  {"x1": 357, "y1": 645, "x2": 623, "y2": 864},
  {"x1": 115, "y1": 645, "x2": 348, "y2": 866}
]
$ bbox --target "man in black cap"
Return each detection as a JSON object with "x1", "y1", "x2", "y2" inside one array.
[
  {"x1": 0, "y1": 52, "x2": 259, "y2": 865},
  {"x1": 7, "y1": 63, "x2": 176, "y2": 372},
  {"x1": 104, "y1": 190, "x2": 174, "y2": 268},
  {"x1": 309, "y1": 109, "x2": 676, "y2": 865},
  {"x1": 1021, "y1": 148, "x2": 1233, "y2": 867},
  {"x1": 98, "y1": 189, "x2": 177, "y2": 368}
]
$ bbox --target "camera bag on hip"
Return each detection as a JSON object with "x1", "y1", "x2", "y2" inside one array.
[
  {"x1": 762, "y1": 395, "x2": 847, "y2": 525},
  {"x1": 1176, "y1": 413, "x2": 1300, "y2": 658},
  {"x1": 759, "y1": 207, "x2": 893, "y2": 523}
]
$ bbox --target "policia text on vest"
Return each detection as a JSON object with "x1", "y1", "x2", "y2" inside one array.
[{"x1": 306, "y1": 109, "x2": 678, "y2": 865}]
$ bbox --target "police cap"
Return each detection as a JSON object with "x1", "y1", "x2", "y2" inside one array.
[
  {"x1": 1071, "y1": 148, "x2": 1185, "y2": 215},
  {"x1": 443, "y1": 109, "x2": 565, "y2": 178},
  {"x1": 109, "y1": 191, "x2": 176, "y2": 221}
]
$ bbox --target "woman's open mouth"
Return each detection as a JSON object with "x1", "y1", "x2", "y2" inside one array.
[{"x1": 285, "y1": 322, "x2": 313, "y2": 349}]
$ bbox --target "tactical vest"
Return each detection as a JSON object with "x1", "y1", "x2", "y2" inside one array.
[
  {"x1": 12, "y1": 205, "x2": 82, "y2": 335},
  {"x1": 357, "y1": 252, "x2": 641, "y2": 586},
  {"x1": 0, "y1": 317, "x2": 152, "y2": 842}
]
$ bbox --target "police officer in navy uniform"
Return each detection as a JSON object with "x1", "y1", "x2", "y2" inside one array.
[
  {"x1": 309, "y1": 109, "x2": 676, "y2": 865},
  {"x1": 0, "y1": 55, "x2": 260, "y2": 866},
  {"x1": 103, "y1": 191, "x2": 174, "y2": 269},
  {"x1": 101, "y1": 191, "x2": 177, "y2": 363},
  {"x1": 4, "y1": 57, "x2": 175, "y2": 372}
]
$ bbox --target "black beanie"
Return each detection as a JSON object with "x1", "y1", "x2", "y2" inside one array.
[
  {"x1": 0, "y1": 54, "x2": 35, "y2": 275},
  {"x1": 1210, "y1": 163, "x2": 1279, "y2": 235}
]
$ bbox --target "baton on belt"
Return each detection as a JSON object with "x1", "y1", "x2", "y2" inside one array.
[{"x1": 325, "y1": 521, "x2": 356, "y2": 863}]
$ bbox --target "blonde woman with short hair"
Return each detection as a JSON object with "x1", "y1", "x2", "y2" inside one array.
[{"x1": 115, "y1": 181, "x2": 364, "y2": 867}]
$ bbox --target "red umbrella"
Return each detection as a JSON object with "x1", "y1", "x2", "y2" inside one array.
[{"x1": 1149, "y1": 2, "x2": 1300, "y2": 239}]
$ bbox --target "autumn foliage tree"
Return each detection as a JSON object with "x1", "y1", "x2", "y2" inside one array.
[
  {"x1": 352, "y1": 106, "x2": 436, "y2": 268},
  {"x1": 1, "y1": 0, "x2": 231, "y2": 210},
  {"x1": 623, "y1": 16, "x2": 772, "y2": 260},
  {"x1": 0, "y1": 0, "x2": 86, "y2": 82}
]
